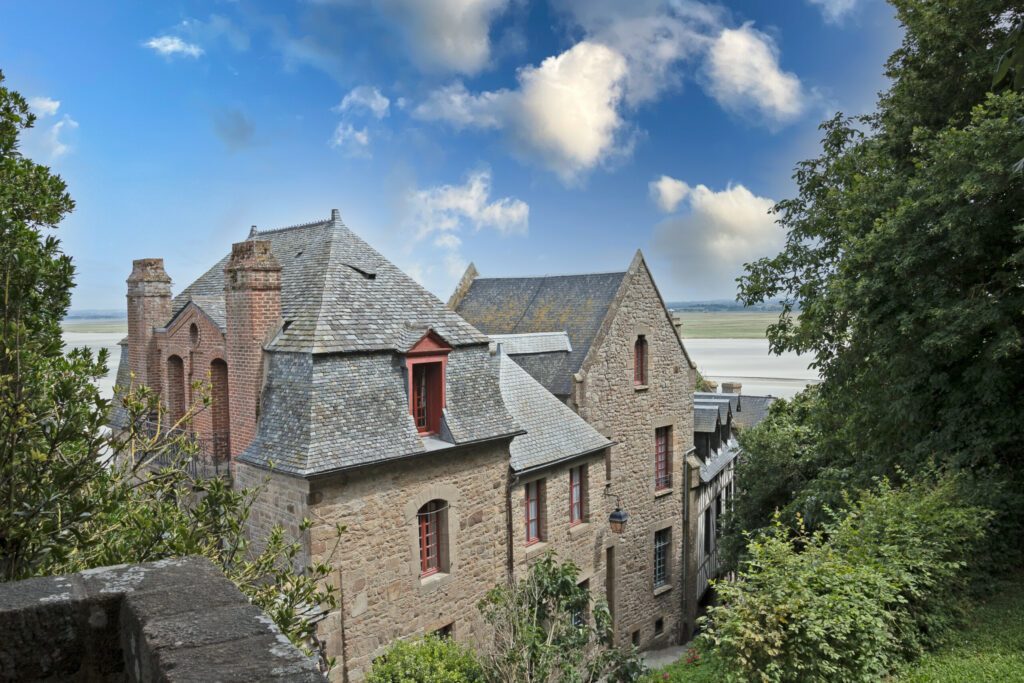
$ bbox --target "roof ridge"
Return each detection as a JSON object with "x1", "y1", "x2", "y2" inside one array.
[
  {"x1": 249, "y1": 217, "x2": 333, "y2": 237},
  {"x1": 475, "y1": 270, "x2": 628, "y2": 280}
]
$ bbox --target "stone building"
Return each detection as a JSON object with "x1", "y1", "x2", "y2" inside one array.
[
  {"x1": 451, "y1": 252, "x2": 698, "y2": 648},
  {"x1": 112, "y1": 211, "x2": 638, "y2": 681}
]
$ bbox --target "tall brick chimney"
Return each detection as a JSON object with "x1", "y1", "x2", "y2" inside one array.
[
  {"x1": 224, "y1": 240, "x2": 282, "y2": 458},
  {"x1": 126, "y1": 258, "x2": 172, "y2": 392}
]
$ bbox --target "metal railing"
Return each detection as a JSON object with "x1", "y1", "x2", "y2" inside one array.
[{"x1": 141, "y1": 422, "x2": 231, "y2": 479}]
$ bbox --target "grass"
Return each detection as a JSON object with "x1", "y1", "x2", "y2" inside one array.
[
  {"x1": 898, "y1": 570, "x2": 1024, "y2": 682},
  {"x1": 674, "y1": 312, "x2": 781, "y2": 339}
]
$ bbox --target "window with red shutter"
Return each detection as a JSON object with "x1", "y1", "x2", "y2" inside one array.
[
  {"x1": 525, "y1": 480, "x2": 543, "y2": 544},
  {"x1": 655, "y1": 426, "x2": 672, "y2": 490},
  {"x1": 569, "y1": 465, "x2": 586, "y2": 525},
  {"x1": 418, "y1": 500, "x2": 446, "y2": 576},
  {"x1": 634, "y1": 336, "x2": 648, "y2": 386}
]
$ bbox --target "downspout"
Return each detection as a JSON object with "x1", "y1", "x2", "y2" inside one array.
[
  {"x1": 505, "y1": 466, "x2": 517, "y2": 582},
  {"x1": 681, "y1": 455, "x2": 690, "y2": 643}
]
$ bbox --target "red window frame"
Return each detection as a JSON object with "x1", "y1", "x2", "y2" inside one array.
[
  {"x1": 406, "y1": 331, "x2": 451, "y2": 436},
  {"x1": 655, "y1": 426, "x2": 672, "y2": 490},
  {"x1": 569, "y1": 465, "x2": 585, "y2": 525},
  {"x1": 634, "y1": 336, "x2": 648, "y2": 385},
  {"x1": 418, "y1": 500, "x2": 444, "y2": 576},
  {"x1": 525, "y1": 480, "x2": 542, "y2": 545}
]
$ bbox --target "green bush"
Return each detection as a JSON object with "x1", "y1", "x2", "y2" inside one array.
[
  {"x1": 367, "y1": 635, "x2": 483, "y2": 683},
  {"x1": 702, "y1": 477, "x2": 989, "y2": 682}
]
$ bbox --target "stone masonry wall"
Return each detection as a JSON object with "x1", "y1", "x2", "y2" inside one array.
[
  {"x1": 572, "y1": 258, "x2": 695, "y2": 650},
  {"x1": 307, "y1": 441, "x2": 511, "y2": 683},
  {"x1": 234, "y1": 462, "x2": 312, "y2": 568},
  {"x1": 510, "y1": 453, "x2": 609, "y2": 605}
]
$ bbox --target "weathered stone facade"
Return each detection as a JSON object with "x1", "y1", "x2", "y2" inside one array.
[
  {"x1": 570, "y1": 255, "x2": 695, "y2": 648},
  {"x1": 305, "y1": 441, "x2": 512, "y2": 682}
]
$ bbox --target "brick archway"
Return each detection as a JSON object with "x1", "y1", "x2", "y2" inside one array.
[{"x1": 210, "y1": 358, "x2": 230, "y2": 459}]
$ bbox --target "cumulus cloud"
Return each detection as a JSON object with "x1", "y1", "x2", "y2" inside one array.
[
  {"x1": 704, "y1": 24, "x2": 805, "y2": 123},
  {"x1": 144, "y1": 35, "x2": 205, "y2": 58},
  {"x1": 45, "y1": 116, "x2": 79, "y2": 158},
  {"x1": 329, "y1": 123, "x2": 371, "y2": 156},
  {"x1": 335, "y1": 86, "x2": 390, "y2": 119},
  {"x1": 807, "y1": 0, "x2": 858, "y2": 24},
  {"x1": 376, "y1": 0, "x2": 512, "y2": 74},
  {"x1": 401, "y1": 169, "x2": 527, "y2": 290},
  {"x1": 28, "y1": 97, "x2": 61, "y2": 117},
  {"x1": 415, "y1": 41, "x2": 630, "y2": 182},
  {"x1": 649, "y1": 175, "x2": 691, "y2": 213},
  {"x1": 652, "y1": 182, "x2": 782, "y2": 298}
]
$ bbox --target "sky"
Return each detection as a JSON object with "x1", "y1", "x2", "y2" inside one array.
[{"x1": 1, "y1": 0, "x2": 902, "y2": 310}]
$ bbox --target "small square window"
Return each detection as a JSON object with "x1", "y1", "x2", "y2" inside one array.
[
  {"x1": 631, "y1": 630, "x2": 640, "y2": 647},
  {"x1": 654, "y1": 618, "x2": 664, "y2": 635}
]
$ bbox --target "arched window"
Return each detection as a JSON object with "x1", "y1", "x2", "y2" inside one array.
[
  {"x1": 210, "y1": 359, "x2": 231, "y2": 459},
  {"x1": 633, "y1": 335, "x2": 648, "y2": 386},
  {"x1": 166, "y1": 355, "x2": 186, "y2": 424},
  {"x1": 418, "y1": 500, "x2": 448, "y2": 576}
]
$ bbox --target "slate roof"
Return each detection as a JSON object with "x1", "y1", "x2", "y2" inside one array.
[
  {"x1": 172, "y1": 216, "x2": 489, "y2": 354},
  {"x1": 695, "y1": 399, "x2": 732, "y2": 425},
  {"x1": 695, "y1": 391, "x2": 738, "y2": 413},
  {"x1": 700, "y1": 442, "x2": 738, "y2": 482},
  {"x1": 732, "y1": 395, "x2": 776, "y2": 430},
  {"x1": 454, "y1": 272, "x2": 627, "y2": 396},
  {"x1": 497, "y1": 353, "x2": 609, "y2": 472},
  {"x1": 490, "y1": 332, "x2": 572, "y2": 355},
  {"x1": 236, "y1": 336, "x2": 520, "y2": 478},
  {"x1": 694, "y1": 404, "x2": 720, "y2": 433}
]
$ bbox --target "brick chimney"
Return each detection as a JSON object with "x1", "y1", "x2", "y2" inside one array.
[
  {"x1": 721, "y1": 381, "x2": 742, "y2": 395},
  {"x1": 126, "y1": 258, "x2": 172, "y2": 392},
  {"x1": 224, "y1": 240, "x2": 282, "y2": 458}
]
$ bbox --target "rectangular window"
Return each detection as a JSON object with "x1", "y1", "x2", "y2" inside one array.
[
  {"x1": 655, "y1": 426, "x2": 672, "y2": 490},
  {"x1": 419, "y1": 501, "x2": 444, "y2": 576},
  {"x1": 411, "y1": 361, "x2": 443, "y2": 434},
  {"x1": 634, "y1": 336, "x2": 648, "y2": 385},
  {"x1": 570, "y1": 465, "x2": 586, "y2": 525},
  {"x1": 525, "y1": 480, "x2": 544, "y2": 544},
  {"x1": 654, "y1": 528, "x2": 671, "y2": 588}
]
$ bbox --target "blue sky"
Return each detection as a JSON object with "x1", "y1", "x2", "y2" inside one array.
[{"x1": 1, "y1": 0, "x2": 901, "y2": 309}]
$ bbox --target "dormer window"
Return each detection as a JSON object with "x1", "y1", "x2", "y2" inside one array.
[
  {"x1": 634, "y1": 335, "x2": 648, "y2": 386},
  {"x1": 405, "y1": 330, "x2": 452, "y2": 436}
]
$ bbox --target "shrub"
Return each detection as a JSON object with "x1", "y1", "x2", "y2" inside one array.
[
  {"x1": 367, "y1": 635, "x2": 483, "y2": 683},
  {"x1": 702, "y1": 476, "x2": 989, "y2": 682}
]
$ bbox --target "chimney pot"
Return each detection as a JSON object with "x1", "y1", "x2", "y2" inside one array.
[{"x1": 722, "y1": 381, "x2": 742, "y2": 395}]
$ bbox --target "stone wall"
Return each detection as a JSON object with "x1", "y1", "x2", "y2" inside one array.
[
  {"x1": 0, "y1": 557, "x2": 323, "y2": 682},
  {"x1": 510, "y1": 453, "x2": 608, "y2": 595},
  {"x1": 571, "y1": 257, "x2": 695, "y2": 649},
  {"x1": 234, "y1": 461, "x2": 312, "y2": 567},
  {"x1": 306, "y1": 440, "x2": 512, "y2": 682}
]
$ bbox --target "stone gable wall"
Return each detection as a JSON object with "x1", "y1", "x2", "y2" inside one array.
[
  {"x1": 234, "y1": 462, "x2": 311, "y2": 567},
  {"x1": 571, "y1": 260, "x2": 695, "y2": 649},
  {"x1": 307, "y1": 440, "x2": 511, "y2": 683}
]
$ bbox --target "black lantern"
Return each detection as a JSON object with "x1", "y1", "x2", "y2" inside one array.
[{"x1": 608, "y1": 506, "x2": 629, "y2": 534}]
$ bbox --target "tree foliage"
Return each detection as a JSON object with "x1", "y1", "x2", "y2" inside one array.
[
  {"x1": 477, "y1": 554, "x2": 645, "y2": 683},
  {"x1": 0, "y1": 70, "x2": 337, "y2": 671},
  {"x1": 704, "y1": 477, "x2": 990, "y2": 683},
  {"x1": 736, "y1": 1, "x2": 1024, "y2": 543},
  {"x1": 367, "y1": 635, "x2": 484, "y2": 683}
]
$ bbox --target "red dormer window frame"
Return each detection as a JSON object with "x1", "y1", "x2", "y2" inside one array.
[{"x1": 406, "y1": 330, "x2": 452, "y2": 436}]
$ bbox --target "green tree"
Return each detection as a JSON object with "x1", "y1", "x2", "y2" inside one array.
[
  {"x1": 737, "y1": 1, "x2": 1024, "y2": 541},
  {"x1": 477, "y1": 554, "x2": 645, "y2": 683},
  {"x1": 0, "y1": 70, "x2": 337, "y2": 670}
]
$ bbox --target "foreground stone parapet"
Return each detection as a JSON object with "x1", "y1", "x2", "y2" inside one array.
[{"x1": 0, "y1": 556, "x2": 325, "y2": 682}]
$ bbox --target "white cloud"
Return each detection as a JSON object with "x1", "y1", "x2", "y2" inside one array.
[
  {"x1": 144, "y1": 35, "x2": 205, "y2": 58},
  {"x1": 807, "y1": 0, "x2": 858, "y2": 24},
  {"x1": 407, "y1": 169, "x2": 528, "y2": 239},
  {"x1": 335, "y1": 86, "x2": 390, "y2": 119},
  {"x1": 46, "y1": 115, "x2": 79, "y2": 158},
  {"x1": 415, "y1": 41, "x2": 630, "y2": 182},
  {"x1": 28, "y1": 97, "x2": 60, "y2": 117},
  {"x1": 649, "y1": 175, "x2": 691, "y2": 213},
  {"x1": 329, "y1": 123, "x2": 371, "y2": 156},
  {"x1": 376, "y1": 0, "x2": 511, "y2": 74},
  {"x1": 704, "y1": 24, "x2": 805, "y2": 123},
  {"x1": 652, "y1": 182, "x2": 782, "y2": 299}
]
